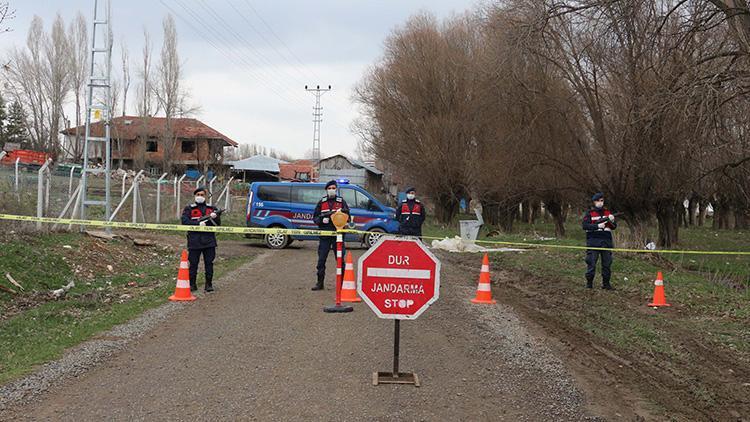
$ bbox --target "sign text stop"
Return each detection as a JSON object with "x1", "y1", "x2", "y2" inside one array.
[{"x1": 357, "y1": 237, "x2": 440, "y2": 320}]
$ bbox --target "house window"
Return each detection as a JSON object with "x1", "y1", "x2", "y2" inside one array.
[
  {"x1": 146, "y1": 140, "x2": 158, "y2": 152},
  {"x1": 295, "y1": 171, "x2": 310, "y2": 181},
  {"x1": 181, "y1": 140, "x2": 196, "y2": 153}
]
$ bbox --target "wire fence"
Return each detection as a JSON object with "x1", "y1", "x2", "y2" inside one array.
[{"x1": 0, "y1": 164, "x2": 248, "y2": 232}]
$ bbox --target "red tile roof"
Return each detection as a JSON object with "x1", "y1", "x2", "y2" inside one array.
[
  {"x1": 279, "y1": 160, "x2": 317, "y2": 181},
  {"x1": 61, "y1": 116, "x2": 239, "y2": 147}
]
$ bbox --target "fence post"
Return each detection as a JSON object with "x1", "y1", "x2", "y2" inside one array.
[
  {"x1": 224, "y1": 177, "x2": 234, "y2": 211},
  {"x1": 44, "y1": 166, "x2": 51, "y2": 215},
  {"x1": 175, "y1": 174, "x2": 187, "y2": 218},
  {"x1": 208, "y1": 176, "x2": 217, "y2": 201},
  {"x1": 196, "y1": 175, "x2": 205, "y2": 189},
  {"x1": 14, "y1": 157, "x2": 20, "y2": 192},
  {"x1": 36, "y1": 158, "x2": 53, "y2": 230},
  {"x1": 109, "y1": 170, "x2": 145, "y2": 222},
  {"x1": 68, "y1": 166, "x2": 78, "y2": 196},
  {"x1": 156, "y1": 172, "x2": 168, "y2": 223},
  {"x1": 132, "y1": 174, "x2": 140, "y2": 223}
]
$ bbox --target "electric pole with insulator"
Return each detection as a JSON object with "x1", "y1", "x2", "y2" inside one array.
[{"x1": 305, "y1": 84, "x2": 331, "y2": 163}]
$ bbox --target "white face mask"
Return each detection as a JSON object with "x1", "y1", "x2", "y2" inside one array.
[
  {"x1": 327, "y1": 189, "x2": 336, "y2": 197},
  {"x1": 195, "y1": 196, "x2": 206, "y2": 204},
  {"x1": 406, "y1": 193, "x2": 416, "y2": 200}
]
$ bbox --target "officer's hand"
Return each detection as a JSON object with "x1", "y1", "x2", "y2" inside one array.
[
  {"x1": 210, "y1": 212, "x2": 218, "y2": 219},
  {"x1": 597, "y1": 222, "x2": 607, "y2": 229},
  {"x1": 322, "y1": 217, "x2": 330, "y2": 224},
  {"x1": 608, "y1": 214, "x2": 615, "y2": 222},
  {"x1": 199, "y1": 221, "x2": 206, "y2": 227}
]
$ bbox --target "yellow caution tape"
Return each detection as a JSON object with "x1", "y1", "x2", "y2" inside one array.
[
  {"x1": 0, "y1": 214, "x2": 336, "y2": 237},
  {"x1": 1, "y1": 213, "x2": 748, "y2": 256}
]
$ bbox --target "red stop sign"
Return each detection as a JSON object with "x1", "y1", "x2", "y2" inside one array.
[{"x1": 357, "y1": 237, "x2": 441, "y2": 319}]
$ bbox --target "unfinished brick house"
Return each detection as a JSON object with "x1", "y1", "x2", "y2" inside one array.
[{"x1": 61, "y1": 116, "x2": 239, "y2": 175}]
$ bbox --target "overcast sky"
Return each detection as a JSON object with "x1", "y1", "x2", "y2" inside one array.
[{"x1": 2, "y1": 0, "x2": 473, "y2": 158}]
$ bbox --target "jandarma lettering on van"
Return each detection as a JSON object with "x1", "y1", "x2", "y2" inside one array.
[{"x1": 370, "y1": 283, "x2": 425, "y2": 294}]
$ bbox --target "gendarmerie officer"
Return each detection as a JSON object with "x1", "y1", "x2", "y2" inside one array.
[
  {"x1": 581, "y1": 192, "x2": 617, "y2": 290},
  {"x1": 311, "y1": 180, "x2": 350, "y2": 291},
  {"x1": 396, "y1": 186, "x2": 425, "y2": 237},
  {"x1": 181, "y1": 187, "x2": 221, "y2": 292}
]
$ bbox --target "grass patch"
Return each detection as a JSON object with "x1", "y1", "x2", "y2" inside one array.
[
  {"x1": 422, "y1": 216, "x2": 750, "y2": 363},
  {"x1": 0, "y1": 230, "x2": 250, "y2": 386}
]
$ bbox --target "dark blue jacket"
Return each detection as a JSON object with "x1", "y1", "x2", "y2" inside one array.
[
  {"x1": 181, "y1": 203, "x2": 221, "y2": 249},
  {"x1": 396, "y1": 199, "x2": 425, "y2": 236},
  {"x1": 582, "y1": 207, "x2": 617, "y2": 247}
]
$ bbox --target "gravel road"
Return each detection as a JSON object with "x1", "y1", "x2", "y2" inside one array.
[{"x1": 2, "y1": 243, "x2": 596, "y2": 421}]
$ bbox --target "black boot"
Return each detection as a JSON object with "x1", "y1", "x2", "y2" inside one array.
[
  {"x1": 205, "y1": 280, "x2": 214, "y2": 292},
  {"x1": 585, "y1": 278, "x2": 593, "y2": 289},
  {"x1": 602, "y1": 280, "x2": 614, "y2": 290},
  {"x1": 190, "y1": 280, "x2": 197, "y2": 292},
  {"x1": 311, "y1": 277, "x2": 324, "y2": 291}
]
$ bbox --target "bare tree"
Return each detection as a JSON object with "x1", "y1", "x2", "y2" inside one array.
[
  {"x1": 67, "y1": 12, "x2": 88, "y2": 162},
  {"x1": 135, "y1": 28, "x2": 157, "y2": 117},
  {"x1": 121, "y1": 39, "x2": 130, "y2": 116},
  {"x1": 3, "y1": 14, "x2": 72, "y2": 157},
  {"x1": 354, "y1": 13, "x2": 479, "y2": 223},
  {"x1": 0, "y1": 2, "x2": 14, "y2": 34},
  {"x1": 44, "y1": 14, "x2": 72, "y2": 156},
  {"x1": 154, "y1": 14, "x2": 193, "y2": 174}
]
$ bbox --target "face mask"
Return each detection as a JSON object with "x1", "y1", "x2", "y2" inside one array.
[
  {"x1": 594, "y1": 201, "x2": 603, "y2": 209},
  {"x1": 406, "y1": 194, "x2": 416, "y2": 200},
  {"x1": 195, "y1": 196, "x2": 206, "y2": 204},
  {"x1": 327, "y1": 189, "x2": 336, "y2": 197}
]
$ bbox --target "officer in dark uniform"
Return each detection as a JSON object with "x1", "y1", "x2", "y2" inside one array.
[
  {"x1": 581, "y1": 192, "x2": 617, "y2": 290},
  {"x1": 396, "y1": 186, "x2": 425, "y2": 237},
  {"x1": 181, "y1": 187, "x2": 221, "y2": 292},
  {"x1": 311, "y1": 180, "x2": 350, "y2": 291}
]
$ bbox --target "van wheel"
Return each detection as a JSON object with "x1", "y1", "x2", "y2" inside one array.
[
  {"x1": 265, "y1": 232, "x2": 290, "y2": 249},
  {"x1": 364, "y1": 228, "x2": 385, "y2": 248}
]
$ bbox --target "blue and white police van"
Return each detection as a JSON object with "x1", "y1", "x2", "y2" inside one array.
[{"x1": 245, "y1": 180, "x2": 399, "y2": 249}]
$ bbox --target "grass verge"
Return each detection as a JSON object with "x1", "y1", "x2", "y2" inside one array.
[{"x1": 0, "y1": 231, "x2": 251, "y2": 385}]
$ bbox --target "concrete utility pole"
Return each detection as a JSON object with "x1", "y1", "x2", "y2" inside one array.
[
  {"x1": 305, "y1": 85, "x2": 331, "y2": 163},
  {"x1": 79, "y1": 0, "x2": 113, "y2": 223}
]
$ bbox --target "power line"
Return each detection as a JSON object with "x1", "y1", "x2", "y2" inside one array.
[
  {"x1": 194, "y1": 0, "x2": 312, "y2": 105},
  {"x1": 226, "y1": 0, "x2": 313, "y2": 86},
  {"x1": 163, "y1": 0, "x2": 354, "y2": 144},
  {"x1": 162, "y1": 0, "x2": 308, "y2": 109}
]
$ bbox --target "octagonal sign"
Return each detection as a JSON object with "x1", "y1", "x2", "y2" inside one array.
[{"x1": 357, "y1": 237, "x2": 441, "y2": 320}]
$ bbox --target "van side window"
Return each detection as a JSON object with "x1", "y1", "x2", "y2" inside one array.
[
  {"x1": 356, "y1": 191, "x2": 380, "y2": 211},
  {"x1": 339, "y1": 188, "x2": 358, "y2": 209},
  {"x1": 257, "y1": 185, "x2": 291, "y2": 202},
  {"x1": 291, "y1": 186, "x2": 321, "y2": 205}
]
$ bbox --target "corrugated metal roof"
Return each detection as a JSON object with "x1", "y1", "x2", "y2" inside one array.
[
  {"x1": 320, "y1": 154, "x2": 383, "y2": 175},
  {"x1": 227, "y1": 155, "x2": 288, "y2": 172}
]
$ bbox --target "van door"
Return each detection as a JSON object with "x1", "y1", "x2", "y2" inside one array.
[
  {"x1": 290, "y1": 185, "x2": 322, "y2": 230},
  {"x1": 253, "y1": 184, "x2": 291, "y2": 225}
]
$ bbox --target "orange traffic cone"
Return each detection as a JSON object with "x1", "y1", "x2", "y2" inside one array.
[
  {"x1": 648, "y1": 271, "x2": 671, "y2": 307},
  {"x1": 341, "y1": 252, "x2": 361, "y2": 303},
  {"x1": 169, "y1": 250, "x2": 196, "y2": 301},
  {"x1": 471, "y1": 253, "x2": 496, "y2": 304}
]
